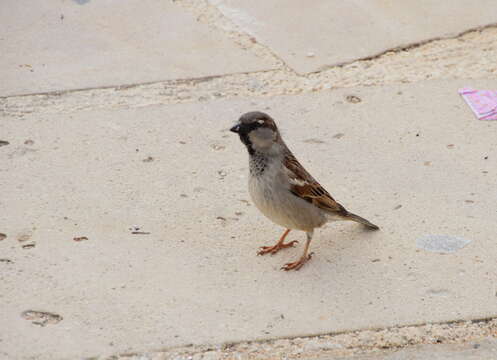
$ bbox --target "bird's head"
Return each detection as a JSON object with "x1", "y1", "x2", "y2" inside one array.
[{"x1": 230, "y1": 111, "x2": 281, "y2": 155}]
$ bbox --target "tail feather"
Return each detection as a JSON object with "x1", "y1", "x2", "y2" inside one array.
[{"x1": 345, "y1": 212, "x2": 379, "y2": 230}]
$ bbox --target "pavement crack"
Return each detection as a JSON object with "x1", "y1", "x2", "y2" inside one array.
[
  {"x1": 171, "y1": 0, "x2": 294, "y2": 73},
  {"x1": 314, "y1": 22, "x2": 497, "y2": 73},
  {"x1": 99, "y1": 317, "x2": 497, "y2": 359},
  {"x1": 1, "y1": 26, "x2": 497, "y2": 117}
]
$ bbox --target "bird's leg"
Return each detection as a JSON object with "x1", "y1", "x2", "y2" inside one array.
[
  {"x1": 257, "y1": 229, "x2": 298, "y2": 255},
  {"x1": 281, "y1": 231, "x2": 314, "y2": 271}
]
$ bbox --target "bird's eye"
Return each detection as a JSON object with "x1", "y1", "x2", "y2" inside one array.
[{"x1": 256, "y1": 119, "x2": 265, "y2": 125}]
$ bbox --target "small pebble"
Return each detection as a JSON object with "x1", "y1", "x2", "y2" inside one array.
[
  {"x1": 218, "y1": 170, "x2": 227, "y2": 179},
  {"x1": 129, "y1": 226, "x2": 150, "y2": 235},
  {"x1": 346, "y1": 95, "x2": 361, "y2": 103},
  {"x1": 210, "y1": 144, "x2": 226, "y2": 151},
  {"x1": 73, "y1": 236, "x2": 88, "y2": 242},
  {"x1": 21, "y1": 310, "x2": 62, "y2": 326},
  {"x1": 303, "y1": 138, "x2": 325, "y2": 144}
]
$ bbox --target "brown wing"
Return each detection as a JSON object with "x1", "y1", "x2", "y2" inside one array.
[{"x1": 284, "y1": 151, "x2": 348, "y2": 215}]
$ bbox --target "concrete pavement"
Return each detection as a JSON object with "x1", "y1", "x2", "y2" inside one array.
[
  {"x1": 0, "y1": 0, "x2": 275, "y2": 96},
  {"x1": 211, "y1": 0, "x2": 497, "y2": 73},
  {"x1": 2, "y1": 80, "x2": 497, "y2": 359},
  {"x1": 1, "y1": 1, "x2": 497, "y2": 359}
]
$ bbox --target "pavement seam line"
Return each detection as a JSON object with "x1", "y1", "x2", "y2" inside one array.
[
  {"x1": 171, "y1": 0, "x2": 296, "y2": 74},
  {"x1": 1, "y1": 26, "x2": 497, "y2": 117},
  {"x1": 313, "y1": 22, "x2": 497, "y2": 72},
  {"x1": 1, "y1": 24, "x2": 496, "y2": 100},
  {"x1": 98, "y1": 317, "x2": 497, "y2": 359},
  {"x1": 2, "y1": 15, "x2": 494, "y2": 101}
]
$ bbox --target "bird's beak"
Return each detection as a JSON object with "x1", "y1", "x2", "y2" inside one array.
[{"x1": 230, "y1": 124, "x2": 240, "y2": 133}]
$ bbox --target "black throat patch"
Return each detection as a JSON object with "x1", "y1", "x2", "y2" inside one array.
[
  {"x1": 249, "y1": 151, "x2": 268, "y2": 176},
  {"x1": 239, "y1": 132, "x2": 255, "y2": 155}
]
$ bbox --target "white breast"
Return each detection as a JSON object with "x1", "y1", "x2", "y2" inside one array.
[{"x1": 248, "y1": 160, "x2": 327, "y2": 232}]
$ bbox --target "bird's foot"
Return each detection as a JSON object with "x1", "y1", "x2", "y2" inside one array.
[
  {"x1": 257, "y1": 240, "x2": 298, "y2": 256},
  {"x1": 281, "y1": 252, "x2": 314, "y2": 271}
]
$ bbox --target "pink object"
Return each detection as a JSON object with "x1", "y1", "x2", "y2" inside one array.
[{"x1": 459, "y1": 87, "x2": 497, "y2": 120}]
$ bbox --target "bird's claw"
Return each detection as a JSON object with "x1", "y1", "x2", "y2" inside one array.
[
  {"x1": 257, "y1": 240, "x2": 298, "y2": 256},
  {"x1": 281, "y1": 252, "x2": 314, "y2": 271}
]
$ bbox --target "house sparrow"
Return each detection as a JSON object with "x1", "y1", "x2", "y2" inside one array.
[{"x1": 231, "y1": 111, "x2": 379, "y2": 271}]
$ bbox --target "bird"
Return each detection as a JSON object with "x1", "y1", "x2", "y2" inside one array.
[{"x1": 230, "y1": 111, "x2": 379, "y2": 271}]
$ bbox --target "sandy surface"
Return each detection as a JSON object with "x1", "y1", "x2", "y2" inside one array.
[
  {"x1": 2, "y1": 25, "x2": 497, "y2": 117},
  {"x1": 99, "y1": 319, "x2": 497, "y2": 359}
]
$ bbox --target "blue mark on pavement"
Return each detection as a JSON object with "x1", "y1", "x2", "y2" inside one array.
[{"x1": 416, "y1": 234, "x2": 471, "y2": 254}]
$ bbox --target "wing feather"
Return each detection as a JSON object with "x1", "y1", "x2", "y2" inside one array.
[{"x1": 284, "y1": 151, "x2": 347, "y2": 215}]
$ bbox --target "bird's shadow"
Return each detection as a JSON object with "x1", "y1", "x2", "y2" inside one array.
[{"x1": 317, "y1": 222, "x2": 381, "y2": 256}]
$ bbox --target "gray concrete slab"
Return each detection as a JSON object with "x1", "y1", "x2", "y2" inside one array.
[
  {"x1": 1, "y1": 79, "x2": 497, "y2": 359},
  {"x1": 0, "y1": 0, "x2": 274, "y2": 97},
  {"x1": 210, "y1": 0, "x2": 497, "y2": 74}
]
